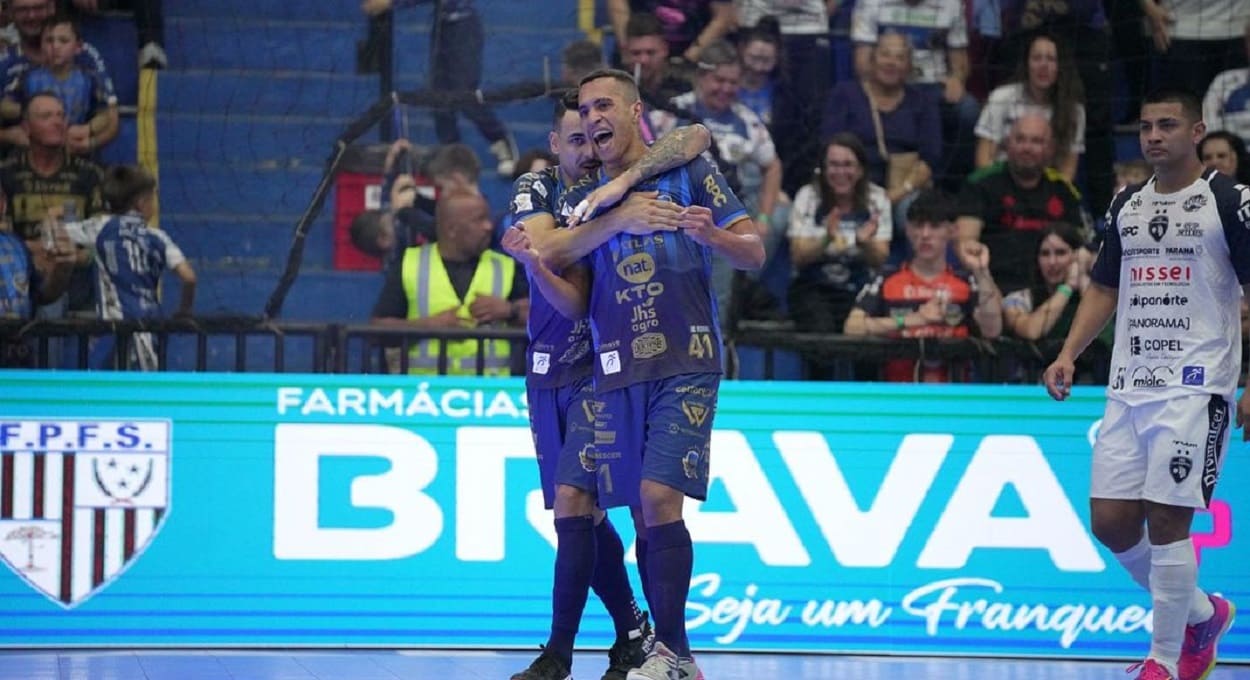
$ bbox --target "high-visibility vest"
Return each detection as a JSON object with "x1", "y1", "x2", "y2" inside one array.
[{"x1": 401, "y1": 244, "x2": 515, "y2": 376}]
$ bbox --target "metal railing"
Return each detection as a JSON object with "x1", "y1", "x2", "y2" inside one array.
[{"x1": 0, "y1": 317, "x2": 1132, "y2": 384}]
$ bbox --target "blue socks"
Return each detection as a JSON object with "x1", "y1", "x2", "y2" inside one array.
[
  {"x1": 647, "y1": 520, "x2": 693, "y2": 657},
  {"x1": 547, "y1": 515, "x2": 596, "y2": 664},
  {"x1": 591, "y1": 517, "x2": 646, "y2": 639}
]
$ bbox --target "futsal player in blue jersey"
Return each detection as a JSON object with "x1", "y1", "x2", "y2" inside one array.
[
  {"x1": 503, "y1": 90, "x2": 713, "y2": 680},
  {"x1": 558, "y1": 69, "x2": 764, "y2": 680}
]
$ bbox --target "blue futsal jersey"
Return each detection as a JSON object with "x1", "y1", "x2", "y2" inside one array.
[
  {"x1": 0, "y1": 42, "x2": 117, "y2": 105},
  {"x1": 509, "y1": 166, "x2": 593, "y2": 389},
  {"x1": 556, "y1": 155, "x2": 747, "y2": 393},
  {"x1": 90, "y1": 213, "x2": 186, "y2": 320},
  {"x1": 7, "y1": 64, "x2": 113, "y2": 125}
]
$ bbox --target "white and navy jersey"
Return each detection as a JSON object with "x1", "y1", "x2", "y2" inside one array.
[
  {"x1": 1093, "y1": 169, "x2": 1250, "y2": 404},
  {"x1": 74, "y1": 212, "x2": 186, "y2": 320}
]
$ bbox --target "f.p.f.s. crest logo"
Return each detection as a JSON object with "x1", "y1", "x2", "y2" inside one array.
[{"x1": 0, "y1": 420, "x2": 171, "y2": 608}]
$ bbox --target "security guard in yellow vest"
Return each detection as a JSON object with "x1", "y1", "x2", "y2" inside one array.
[{"x1": 371, "y1": 190, "x2": 529, "y2": 375}]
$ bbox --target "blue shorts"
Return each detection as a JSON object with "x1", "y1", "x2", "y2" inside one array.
[
  {"x1": 590, "y1": 372, "x2": 720, "y2": 508},
  {"x1": 527, "y1": 376, "x2": 598, "y2": 509}
]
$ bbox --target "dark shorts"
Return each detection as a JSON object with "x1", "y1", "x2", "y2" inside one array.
[
  {"x1": 590, "y1": 372, "x2": 720, "y2": 508},
  {"x1": 527, "y1": 376, "x2": 598, "y2": 509}
]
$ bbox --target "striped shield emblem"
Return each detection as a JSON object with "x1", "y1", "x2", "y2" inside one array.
[{"x1": 0, "y1": 420, "x2": 170, "y2": 608}]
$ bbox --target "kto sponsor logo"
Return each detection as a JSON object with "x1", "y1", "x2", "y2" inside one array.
[{"x1": 614, "y1": 282, "x2": 665, "y2": 305}]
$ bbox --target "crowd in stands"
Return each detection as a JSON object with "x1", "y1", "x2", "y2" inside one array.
[
  {"x1": 350, "y1": 0, "x2": 1250, "y2": 383},
  {"x1": 7, "y1": 0, "x2": 1250, "y2": 380},
  {"x1": 0, "y1": 0, "x2": 174, "y2": 368}
]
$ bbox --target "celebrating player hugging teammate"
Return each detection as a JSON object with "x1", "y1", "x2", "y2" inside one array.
[
  {"x1": 502, "y1": 86, "x2": 718, "y2": 680},
  {"x1": 504, "y1": 68, "x2": 763, "y2": 680}
]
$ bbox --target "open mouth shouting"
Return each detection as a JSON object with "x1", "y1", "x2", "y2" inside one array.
[{"x1": 592, "y1": 128, "x2": 614, "y2": 151}]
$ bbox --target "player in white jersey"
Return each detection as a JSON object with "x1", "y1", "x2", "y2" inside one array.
[{"x1": 1044, "y1": 90, "x2": 1250, "y2": 680}]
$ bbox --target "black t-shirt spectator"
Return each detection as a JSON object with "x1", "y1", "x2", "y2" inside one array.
[{"x1": 957, "y1": 161, "x2": 1084, "y2": 292}]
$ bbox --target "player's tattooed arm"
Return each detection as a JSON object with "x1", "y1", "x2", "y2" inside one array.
[
  {"x1": 626, "y1": 123, "x2": 712, "y2": 188},
  {"x1": 567, "y1": 124, "x2": 711, "y2": 226}
]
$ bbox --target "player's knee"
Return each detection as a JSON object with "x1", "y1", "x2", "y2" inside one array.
[
  {"x1": 630, "y1": 506, "x2": 647, "y2": 538},
  {"x1": 640, "y1": 479, "x2": 684, "y2": 527},
  {"x1": 1144, "y1": 502, "x2": 1194, "y2": 545},
  {"x1": 553, "y1": 484, "x2": 595, "y2": 518},
  {"x1": 1089, "y1": 514, "x2": 1139, "y2": 552}
]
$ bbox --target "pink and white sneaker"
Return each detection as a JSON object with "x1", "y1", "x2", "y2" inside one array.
[
  {"x1": 1178, "y1": 594, "x2": 1236, "y2": 680},
  {"x1": 1126, "y1": 658, "x2": 1176, "y2": 680}
]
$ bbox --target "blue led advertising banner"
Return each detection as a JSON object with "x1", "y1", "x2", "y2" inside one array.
[{"x1": 0, "y1": 371, "x2": 1245, "y2": 660}]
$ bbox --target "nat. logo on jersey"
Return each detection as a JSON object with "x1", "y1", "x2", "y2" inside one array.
[{"x1": 0, "y1": 420, "x2": 171, "y2": 608}]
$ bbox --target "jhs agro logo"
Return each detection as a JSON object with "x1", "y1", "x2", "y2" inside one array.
[{"x1": 0, "y1": 420, "x2": 170, "y2": 608}]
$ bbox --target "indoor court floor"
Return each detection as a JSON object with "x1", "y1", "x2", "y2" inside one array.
[{"x1": 1, "y1": 649, "x2": 1249, "y2": 680}]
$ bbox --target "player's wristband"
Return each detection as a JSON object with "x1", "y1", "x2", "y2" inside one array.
[
  {"x1": 756, "y1": 213, "x2": 770, "y2": 226},
  {"x1": 894, "y1": 313, "x2": 907, "y2": 330},
  {"x1": 1056, "y1": 283, "x2": 1074, "y2": 298}
]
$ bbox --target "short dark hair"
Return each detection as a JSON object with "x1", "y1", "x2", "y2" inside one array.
[
  {"x1": 41, "y1": 13, "x2": 79, "y2": 39},
  {"x1": 578, "y1": 68, "x2": 640, "y2": 103},
  {"x1": 1143, "y1": 89, "x2": 1203, "y2": 122},
  {"x1": 906, "y1": 189, "x2": 958, "y2": 225},
  {"x1": 424, "y1": 143, "x2": 480, "y2": 183},
  {"x1": 561, "y1": 39, "x2": 604, "y2": 83},
  {"x1": 695, "y1": 40, "x2": 737, "y2": 70},
  {"x1": 551, "y1": 88, "x2": 579, "y2": 129},
  {"x1": 625, "y1": 12, "x2": 664, "y2": 41},
  {"x1": 349, "y1": 209, "x2": 388, "y2": 256},
  {"x1": 23, "y1": 90, "x2": 62, "y2": 120},
  {"x1": 511, "y1": 148, "x2": 558, "y2": 181},
  {"x1": 101, "y1": 165, "x2": 156, "y2": 213}
]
